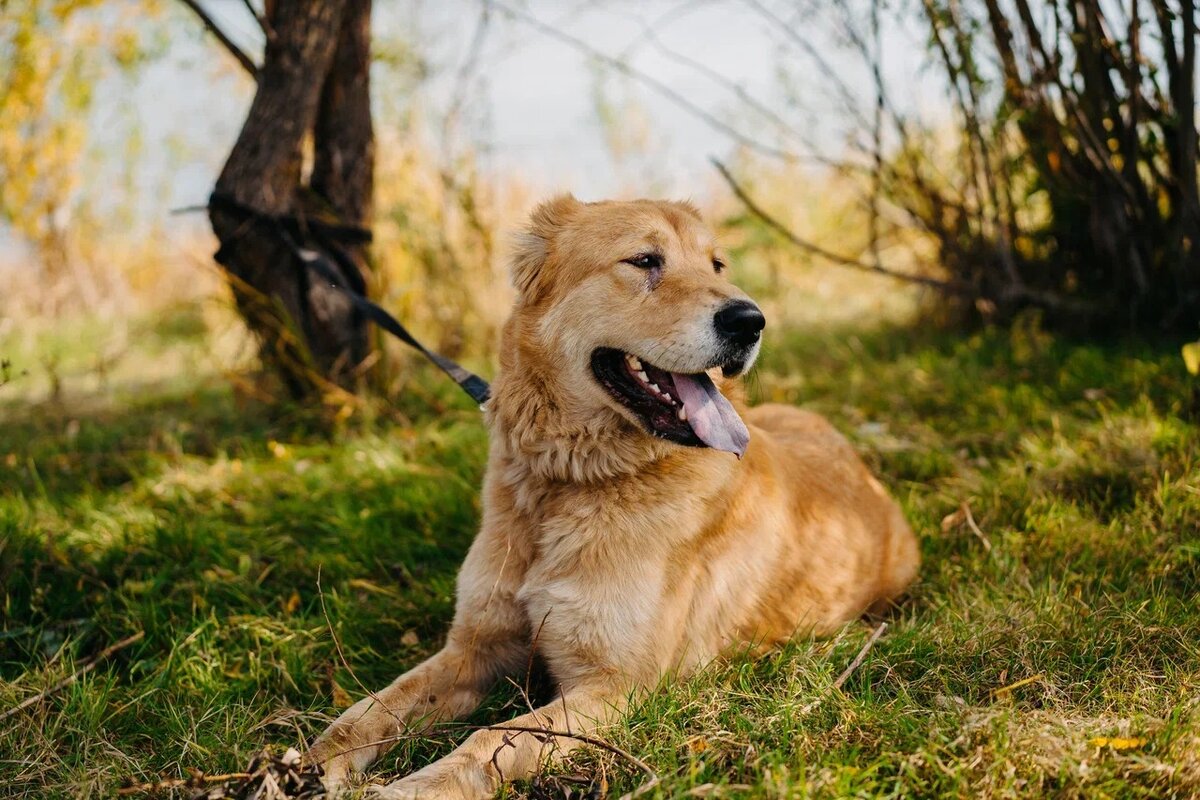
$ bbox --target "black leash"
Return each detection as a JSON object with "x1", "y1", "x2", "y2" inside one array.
[{"x1": 208, "y1": 192, "x2": 491, "y2": 406}]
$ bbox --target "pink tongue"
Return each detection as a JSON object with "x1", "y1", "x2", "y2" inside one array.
[{"x1": 671, "y1": 372, "x2": 750, "y2": 458}]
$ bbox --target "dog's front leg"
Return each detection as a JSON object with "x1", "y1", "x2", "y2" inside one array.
[
  {"x1": 308, "y1": 493, "x2": 535, "y2": 790},
  {"x1": 307, "y1": 639, "x2": 520, "y2": 790},
  {"x1": 370, "y1": 688, "x2": 624, "y2": 800}
]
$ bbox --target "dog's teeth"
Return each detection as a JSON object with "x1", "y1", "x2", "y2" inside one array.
[
  {"x1": 662, "y1": 393, "x2": 672, "y2": 403},
  {"x1": 628, "y1": 355, "x2": 642, "y2": 370},
  {"x1": 678, "y1": 406, "x2": 688, "y2": 421},
  {"x1": 649, "y1": 383, "x2": 660, "y2": 393},
  {"x1": 636, "y1": 371, "x2": 649, "y2": 383}
]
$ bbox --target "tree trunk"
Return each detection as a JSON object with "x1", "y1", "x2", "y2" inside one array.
[{"x1": 208, "y1": 0, "x2": 375, "y2": 398}]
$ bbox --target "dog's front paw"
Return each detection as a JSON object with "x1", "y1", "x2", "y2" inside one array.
[
  {"x1": 368, "y1": 756, "x2": 495, "y2": 800},
  {"x1": 304, "y1": 740, "x2": 360, "y2": 797},
  {"x1": 317, "y1": 770, "x2": 359, "y2": 798}
]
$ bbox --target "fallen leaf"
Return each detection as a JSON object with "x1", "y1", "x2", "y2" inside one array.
[
  {"x1": 284, "y1": 591, "x2": 300, "y2": 615},
  {"x1": 401, "y1": 630, "x2": 420, "y2": 646},
  {"x1": 1089, "y1": 736, "x2": 1146, "y2": 750},
  {"x1": 331, "y1": 680, "x2": 353, "y2": 709},
  {"x1": 941, "y1": 506, "x2": 966, "y2": 533},
  {"x1": 1183, "y1": 342, "x2": 1200, "y2": 376}
]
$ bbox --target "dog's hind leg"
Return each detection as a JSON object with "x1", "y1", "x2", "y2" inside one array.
[{"x1": 369, "y1": 688, "x2": 626, "y2": 800}]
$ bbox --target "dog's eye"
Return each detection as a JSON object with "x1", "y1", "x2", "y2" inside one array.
[
  {"x1": 623, "y1": 253, "x2": 663, "y2": 270},
  {"x1": 712, "y1": 258, "x2": 726, "y2": 273}
]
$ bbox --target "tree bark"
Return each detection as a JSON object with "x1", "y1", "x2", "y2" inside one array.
[
  {"x1": 207, "y1": 0, "x2": 375, "y2": 398},
  {"x1": 307, "y1": 0, "x2": 374, "y2": 381}
]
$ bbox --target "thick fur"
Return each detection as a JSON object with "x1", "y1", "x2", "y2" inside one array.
[{"x1": 307, "y1": 197, "x2": 920, "y2": 798}]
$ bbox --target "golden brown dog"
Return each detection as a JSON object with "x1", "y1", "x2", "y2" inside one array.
[{"x1": 307, "y1": 196, "x2": 919, "y2": 798}]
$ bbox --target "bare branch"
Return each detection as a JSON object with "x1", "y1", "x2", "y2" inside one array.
[
  {"x1": 475, "y1": 724, "x2": 659, "y2": 799},
  {"x1": 444, "y1": 0, "x2": 493, "y2": 137},
  {"x1": 177, "y1": 0, "x2": 258, "y2": 78},
  {"x1": 116, "y1": 772, "x2": 252, "y2": 796},
  {"x1": 489, "y1": 0, "x2": 810, "y2": 163},
  {"x1": 710, "y1": 158, "x2": 969, "y2": 293},
  {"x1": 239, "y1": 0, "x2": 275, "y2": 42},
  {"x1": 624, "y1": 23, "x2": 804, "y2": 149},
  {"x1": 743, "y1": 0, "x2": 869, "y2": 130},
  {"x1": 867, "y1": 0, "x2": 884, "y2": 271}
]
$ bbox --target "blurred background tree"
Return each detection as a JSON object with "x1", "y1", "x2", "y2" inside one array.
[
  {"x1": 905, "y1": 0, "x2": 1199, "y2": 331},
  {"x1": 0, "y1": 0, "x2": 163, "y2": 314},
  {"x1": 4, "y1": 0, "x2": 1197, "y2": 410},
  {"x1": 179, "y1": 0, "x2": 376, "y2": 399},
  {"x1": 697, "y1": 0, "x2": 1200, "y2": 334}
]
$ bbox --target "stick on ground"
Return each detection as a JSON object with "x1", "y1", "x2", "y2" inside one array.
[
  {"x1": 800, "y1": 621, "x2": 888, "y2": 714},
  {"x1": 832, "y1": 621, "x2": 888, "y2": 691},
  {"x1": 0, "y1": 630, "x2": 145, "y2": 722}
]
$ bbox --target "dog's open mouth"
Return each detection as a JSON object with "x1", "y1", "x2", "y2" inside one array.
[{"x1": 591, "y1": 348, "x2": 750, "y2": 457}]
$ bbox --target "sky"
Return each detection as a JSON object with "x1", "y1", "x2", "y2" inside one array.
[
  {"x1": 149, "y1": 0, "x2": 941, "y2": 205},
  {"x1": 5, "y1": 0, "x2": 947, "y2": 254}
]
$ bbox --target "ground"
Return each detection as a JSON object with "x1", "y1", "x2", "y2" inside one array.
[{"x1": 1, "y1": 305, "x2": 1198, "y2": 799}]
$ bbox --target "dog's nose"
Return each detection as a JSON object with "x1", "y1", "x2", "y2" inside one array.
[{"x1": 714, "y1": 300, "x2": 765, "y2": 346}]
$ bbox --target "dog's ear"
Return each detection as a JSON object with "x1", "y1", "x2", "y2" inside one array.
[{"x1": 511, "y1": 194, "x2": 580, "y2": 299}]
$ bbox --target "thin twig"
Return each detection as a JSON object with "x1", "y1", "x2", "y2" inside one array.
[
  {"x1": 799, "y1": 622, "x2": 888, "y2": 715},
  {"x1": 0, "y1": 631, "x2": 145, "y2": 722},
  {"x1": 989, "y1": 673, "x2": 1043, "y2": 700},
  {"x1": 742, "y1": 0, "x2": 870, "y2": 128},
  {"x1": 831, "y1": 622, "x2": 887, "y2": 691},
  {"x1": 512, "y1": 609, "x2": 553, "y2": 719},
  {"x1": 866, "y1": 0, "x2": 886, "y2": 272},
  {"x1": 444, "y1": 0, "x2": 492, "y2": 138},
  {"x1": 710, "y1": 158, "x2": 968, "y2": 293},
  {"x1": 500, "y1": 640, "x2": 569, "y2": 799},
  {"x1": 346, "y1": 722, "x2": 660, "y2": 798},
  {"x1": 489, "y1": 0, "x2": 809, "y2": 163},
  {"x1": 316, "y1": 568, "x2": 405, "y2": 730},
  {"x1": 961, "y1": 503, "x2": 992, "y2": 552},
  {"x1": 480, "y1": 725, "x2": 659, "y2": 800},
  {"x1": 116, "y1": 772, "x2": 251, "y2": 796},
  {"x1": 176, "y1": 0, "x2": 258, "y2": 77},
  {"x1": 168, "y1": 204, "x2": 210, "y2": 216},
  {"x1": 628, "y1": 22, "x2": 805, "y2": 149}
]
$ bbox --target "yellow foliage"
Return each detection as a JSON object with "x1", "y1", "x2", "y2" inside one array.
[
  {"x1": 0, "y1": 0, "x2": 161, "y2": 280},
  {"x1": 370, "y1": 124, "x2": 534, "y2": 375},
  {"x1": 330, "y1": 680, "x2": 353, "y2": 709},
  {"x1": 1183, "y1": 342, "x2": 1200, "y2": 376}
]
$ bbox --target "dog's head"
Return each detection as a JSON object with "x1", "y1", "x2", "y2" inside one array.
[{"x1": 501, "y1": 195, "x2": 763, "y2": 458}]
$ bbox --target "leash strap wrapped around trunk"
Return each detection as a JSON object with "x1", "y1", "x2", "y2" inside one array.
[{"x1": 208, "y1": 191, "x2": 491, "y2": 406}]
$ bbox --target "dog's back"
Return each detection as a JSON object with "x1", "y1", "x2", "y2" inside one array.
[{"x1": 745, "y1": 403, "x2": 920, "y2": 630}]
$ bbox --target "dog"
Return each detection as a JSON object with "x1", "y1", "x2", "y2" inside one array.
[{"x1": 306, "y1": 196, "x2": 920, "y2": 798}]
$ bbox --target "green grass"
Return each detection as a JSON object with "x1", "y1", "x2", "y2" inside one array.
[{"x1": 1, "y1": 308, "x2": 1198, "y2": 799}]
